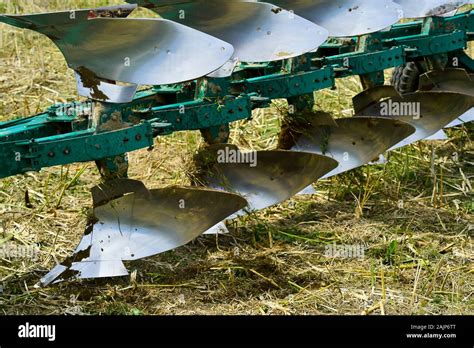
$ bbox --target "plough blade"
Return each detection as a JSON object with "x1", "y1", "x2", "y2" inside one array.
[
  {"x1": 75, "y1": 72, "x2": 138, "y2": 104},
  {"x1": 425, "y1": 130, "x2": 449, "y2": 140},
  {"x1": 0, "y1": 6, "x2": 234, "y2": 87},
  {"x1": 128, "y1": 0, "x2": 329, "y2": 69},
  {"x1": 354, "y1": 87, "x2": 474, "y2": 151},
  {"x1": 419, "y1": 69, "x2": 474, "y2": 96},
  {"x1": 0, "y1": 4, "x2": 137, "y2": 28},
  {"x1": 40, "y1": 181, "x2": 247, "y2": 285},
  {"x1": 268, "y1": 0, "x2": 403, "y2": 37},
  {"x1": 195, "y1": 144, "x2": 338, "y2": 217},
  {"x1": 446, "y1": 108, "x2": 474, "y2": 127},
  {"x1": 297, "y1": 185, "x2": 318, "y2": 196},
  {"x1": 419, "y1": 68, "x2": 474, "y2": 127},
  {"x1": 393, "y1": 0, "x2": 471, "y2": 18},
  {"x1": 285, "y1": 117, "x2": 415, "y2": 179},
  {"x1": 203, "y1": 222, "x2": 230, "y2": 235}
]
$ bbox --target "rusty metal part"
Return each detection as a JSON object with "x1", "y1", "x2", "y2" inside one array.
[
  {"x1": 393, "y1": 0, "x2": 471, "y2": 18},
  {"x1": 75, "y1": 72, "x2": 137, "y2": 103}
]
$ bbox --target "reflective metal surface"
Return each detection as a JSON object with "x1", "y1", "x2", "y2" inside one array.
[
  {"x1": 446, "y1": 108, "x2": 474, "y2": 127},
  {"x1": 424, "y1": 130, "x2": 449, "y2": 140},
  {"x1": 393, "y1": 0, "x2": 470, "y2": 18},
  {"x1": 0, "y1": 10, "x2": 234, "y2": 85},
  {"x1": 297, "y1": 185, "x2": 318, "y2": 196},
  {"x1": 203, "y1": 222, "x2": 230, "y2": 235},
  {"x1": 91, "y1": 179, "x2": 150, "y2": 207},
  {"x1": 417, "y1": 70, "x2": 474, "y2": 127},
  {"x1": 419, "y1": 69, "x2": 474, "y2": 96},
  {"x1": 199, "y1": 144, "x2": 338, "y2": 216},
  {"x1": 269, "y1": 0, "x2": 403, "y2": 37},
  {"x1": 40, "y1": 184, "x2": 247, "y2": 285},
  {"x1": 130, "y1": 0, "x2": 328, "y2": 64},
  {"x1": 354, "y1": 88, "x2": 474, "y2": 150},
  {"x1": 290, "y1": 117, "x2": 415, "y2": 178},
  {"x1": 75, "y1": 73, "x2": 138, "y2": 103},
  {"x1": 0, "y1": 4, "x2": 137, "y2": 28}
]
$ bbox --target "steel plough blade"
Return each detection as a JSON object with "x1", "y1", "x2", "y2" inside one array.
[
  {"x1": 424, "y1": 130, "x2": 449, "y2": 140},
  {"x1": 284, "y1": 116, "x2": 415, "y2": 180},
  {"x1": 419, "y1": 68, "x2": 474, "y2": 127},
  {"x1": 203, "y1": 222, "x2": 230, "y2": 235},
  {"x1": 39, "y1": 180, "x2": 247, "y2": 285},
  {"x1": 268, "y1": 0, "x2": 403, "y2": 37},
  {"x1": 128, "y1": 0, "x2": 329, "y2": 72},
  {"x1": 354, "y1": 87, "x2": 474, "y2": 150},
  {"x1": 0, "y1": 6, "x2": 234, "y2": 87},
  {"x1": 419, "y1": 69, "x2": 474, "y2": 96},
  {"x1": 393, "y1": 0, "x2": 471, "y2": 18},
  {"x1": 195, "y1": 144, "x2": 338, "y2": 218}
]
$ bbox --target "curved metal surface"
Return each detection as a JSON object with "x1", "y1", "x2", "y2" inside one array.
[
  {"x1": 0, "y1": 4, "x2": 137, "y2": 28},
  {"x1": 75, "y1": 73, "x2": 138, "y2": 103},
  {"x1": 425, "y1": 130, "x2": 449, "y2": 140},
  {"x1": 40, "y1": 185, "x2": 247, "y2": 284},
  {"x1": 290, "y1": 117, "x2": 415, "y2": 178},
  {"x1": 393, "y1": 0, "x2": 471, "y2": 18},
  {"x1": 200, "y1": 144, "x2": 338, "y2": 216},
  {"x1": 1, "y1": 11, "x2": 234, "y2": 85},
  {"x1": 203, "y1": 222, "x2": 230, "y2": 235},
  {"x1": 354, "y1": 90, "x2": 474, "y2": 150},
  {"x1": 268, "y1": 0, "x2": 403, "y2": 37},
  {"x1": 130, "y1": 0, "x2": 328, "y2": 63},
  {"x1": 419, "y1": 69, "x2": 474, "y2": 96},
  {"x1": 419, "y1": 69, "x2": 474, "y2": 127},
  {"x1": 91, "y1": 178, "x2": 150, "y2": 207}
]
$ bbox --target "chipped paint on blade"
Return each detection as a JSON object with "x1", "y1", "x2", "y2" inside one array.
[
  {"x1": 203, "y1": 222, "x2": 230, "y2": 235},
  {"x1": 393, "y1": 0, "x2": 471, "y2": 18},
  {"x1": 129, "y1": 0, "x2": 329, "y2": 63},
  {"x1": 354, "y1": 89, "x2": 474, "y2": 151},
  {"x1": 370, "y1": 155, "x2": 388, "y2": 165},
  {"x1": 75, "y1": 73, "x2": 137, "y2": 103},
  {"x1": 0, "y1": 4, "x2": 137, "y2": 28},
  {"x1": 0, "y1": 9, "x2": 234, "y2": 85},
  {"x1": 199, "y1": 144, "x2": 338, "y2": 217},
  {"x1": 290, "y1": 117, "x2": 415, "y2": 179},
  {"x1": 268, "y1": 0, "x2": 403, "y2": 37},
  {"x1": 41, "y1": 186, "x2": 247, "y2": 285},
  {"x1": 69, "y1": 261, "x2": 129, "y2": 279}
]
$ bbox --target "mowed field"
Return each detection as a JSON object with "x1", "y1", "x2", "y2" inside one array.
[{"x1": 0, "y1": 0, "x2": 472, "y2": 315}]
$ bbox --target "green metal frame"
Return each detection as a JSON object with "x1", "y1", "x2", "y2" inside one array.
[{"x1": 1, "y1": 11, "x2": 474, "y2": 179}]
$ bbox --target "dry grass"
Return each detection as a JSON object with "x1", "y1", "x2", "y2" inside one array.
[{"x1": 0, "y1": 0, "x2": 472, "y2": 315}]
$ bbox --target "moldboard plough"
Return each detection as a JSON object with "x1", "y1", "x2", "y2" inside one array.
[{"x1": 0, "y1": 0, "x2": 473, "y2": 286}]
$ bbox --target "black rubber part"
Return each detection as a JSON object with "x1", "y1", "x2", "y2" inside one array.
[{"x1": 391, "y1": 62, "x2": 422, "y2": 94}]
